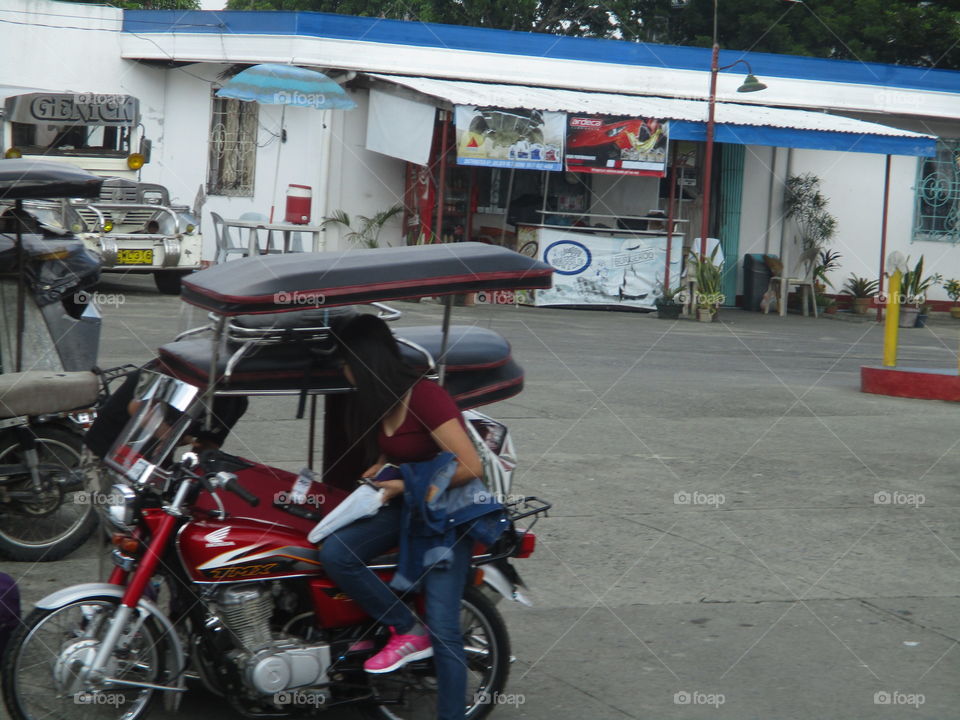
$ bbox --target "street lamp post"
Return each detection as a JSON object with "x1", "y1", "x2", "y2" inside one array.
[{"x1": 698, "y1": 0, "x2": 767, "y2": 260}]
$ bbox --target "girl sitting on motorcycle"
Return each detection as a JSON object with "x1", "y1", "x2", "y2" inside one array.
[{"x1": 318, "y1": 313, "x2": 483, "y2": 720}]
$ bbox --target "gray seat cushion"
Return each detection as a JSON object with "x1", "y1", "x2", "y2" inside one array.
[{"x1": 0, "y1": 371, "x2": 99, "y2": 419}]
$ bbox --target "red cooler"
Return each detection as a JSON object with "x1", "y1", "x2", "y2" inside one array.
[{"x1": 285, "y1": 184, "x2": 312, "y2": 224}]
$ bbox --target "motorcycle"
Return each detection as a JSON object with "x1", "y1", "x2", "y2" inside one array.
[
  {"x1": 1, "y1": 242, "x2": 555, "y2": 719},
  {"x1": 0, "y1": 159, "x2": 132, "y2": 561}
]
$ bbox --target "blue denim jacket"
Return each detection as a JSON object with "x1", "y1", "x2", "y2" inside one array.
[{"x1": 390, "y1": 452, "x2": 510, "y2": 592}]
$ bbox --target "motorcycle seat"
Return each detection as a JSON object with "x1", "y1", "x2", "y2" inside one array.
[{"x1": 0, "y1": 370, "x2": 99, "y2": 419}]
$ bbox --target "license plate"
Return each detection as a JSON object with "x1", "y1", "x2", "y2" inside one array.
[{"x1": 116, "y1": 249, "x2": 154, "y2": 265}]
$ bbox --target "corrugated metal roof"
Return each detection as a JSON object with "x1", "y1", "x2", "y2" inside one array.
[{"x1": 367, "y1": 74, "x2": 934, "y2": 141}]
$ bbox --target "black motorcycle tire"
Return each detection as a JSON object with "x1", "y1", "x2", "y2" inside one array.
[
  {"x1": 361, "y1": 586, "x2": 512, "y2": 720},
  {"x1": 2, "y1": 595, "x2": 166, "y2": 720},
  {"x1": 0, "y1": 425, "x2": 98, "y2": 562}
]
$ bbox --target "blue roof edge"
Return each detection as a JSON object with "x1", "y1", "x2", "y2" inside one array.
[{"x1": 122, "y1": 9, "x2": 960, "y2": 96}]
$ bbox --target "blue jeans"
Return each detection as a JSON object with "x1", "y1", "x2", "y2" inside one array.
[{"x1": 318, "y1": 501, "x2": 471, "y2": 720}]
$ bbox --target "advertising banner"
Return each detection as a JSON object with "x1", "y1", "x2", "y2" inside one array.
[
  {"x1": 455, "y1": 105, "x2": 565, "y2": 171},
  {"x1": 565, "y1": 115, "x2": 668, "y2": 177},
  {"x1": 531, "y1": 228, "x2": 681, "y2": 309}
]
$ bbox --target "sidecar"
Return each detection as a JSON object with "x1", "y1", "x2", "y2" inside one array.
[
  {"x1": 0, "y1": 159, "x2": 104, "y2": 372},
  {"x1": 108, "y1": 242, "x2": 553, "y2": 535}
]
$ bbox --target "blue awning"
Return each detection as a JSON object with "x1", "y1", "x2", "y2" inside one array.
[{"x1": 669, "y1": 121, "x2": 936, "y2": 157}]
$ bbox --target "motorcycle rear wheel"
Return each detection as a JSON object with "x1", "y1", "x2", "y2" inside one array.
[
  {"x1": 0, "y1": 425, "x2": 98, "y2": 562},
  {"x1": 361, "y1": 586, "x2": 511, "y2": 720},
  {"x1": 2, "y1": 595, "x2": 165, "y2": 720}
]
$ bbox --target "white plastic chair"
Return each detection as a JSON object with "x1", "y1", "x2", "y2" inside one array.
[
  {"x1": 210, "y1": 212, "x2": 248, "y2": 264},
  {"x1": 238, "y1": 211, "x2": 281, "y2": 255},
  {"x1": 765, "y1": 248, "x2": 818, "y2": 318}
]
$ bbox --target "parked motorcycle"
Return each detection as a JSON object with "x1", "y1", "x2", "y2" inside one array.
[
  {"x1": 2, "y1": 242, "x2": 555, "y2": 718},
  {"x1": 0, "y1": 160, "x2": 129, "y2": 561}
]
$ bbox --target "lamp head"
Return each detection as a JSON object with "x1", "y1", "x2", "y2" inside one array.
[{"x1": 737, "y1": 74, "x2": 767, "y2": 93}]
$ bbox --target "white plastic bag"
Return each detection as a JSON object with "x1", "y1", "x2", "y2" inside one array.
[{"x1": 307, "y1": 484, "x2": 385, "y2": 544}]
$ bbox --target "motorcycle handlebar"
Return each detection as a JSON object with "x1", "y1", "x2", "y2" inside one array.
[{"x1": 222, "y1": 475, "x2": 259, "y2": 507}]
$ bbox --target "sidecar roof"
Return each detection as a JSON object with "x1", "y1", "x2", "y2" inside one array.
[
  {"x1": 181, "y1": 242, "x2": 553, "y2": 315},
  {"x1": 0, "y1": 159, "x2": 103, "y2": 200}
]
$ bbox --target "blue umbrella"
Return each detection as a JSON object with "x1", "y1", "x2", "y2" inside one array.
[
  {"x1": 215, "y1": 64, "x2": 356, "y2": 224},
  {"x1": 215, "y1": 64, "x2": 357, "y2": 111}
]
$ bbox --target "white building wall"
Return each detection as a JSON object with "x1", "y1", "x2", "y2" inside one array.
[
  {"x1": 738, "y1": 145, "x2": 958, "y2": 303},
  {"x1": 324, "y1": 89, "x2": 407, "y2": 250}
]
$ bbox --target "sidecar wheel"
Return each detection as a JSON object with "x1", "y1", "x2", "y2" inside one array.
[
  {"x1": 2, "y1": 596, "x2": 165, "y2": 720},
  {"x1": 0, "y1": 426, "x2": 98, "y2": 562},
  {"x1": 361, "y1": 586, "x2": 512, "y2": 720}
]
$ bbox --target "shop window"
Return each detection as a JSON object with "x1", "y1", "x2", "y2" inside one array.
[
  {"x1": 207, "y1": 95, "x2": 258, "y2": 197},
  {"x1": 913, "y1": 139, "x2": 960, "y2": 243}
]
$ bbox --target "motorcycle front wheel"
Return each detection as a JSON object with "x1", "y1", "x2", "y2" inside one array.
[
  {"x1": 2, "y1": 595, "x2": 166, "y2": 720},
  {"x1": 361, "y1": 586, "x2": 512, "y2": 720},
  {"x1": 0, "y1": 425, "x2": 98, "y2": 561}
]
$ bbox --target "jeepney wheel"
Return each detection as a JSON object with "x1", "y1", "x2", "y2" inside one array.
[{"x1": 153, "y1": 270, "x2": 190, "y2": 295}]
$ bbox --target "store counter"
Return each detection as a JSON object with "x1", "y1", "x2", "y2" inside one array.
[{"x1": 514, "y1": 223, "x2": 683, "y2": 309}]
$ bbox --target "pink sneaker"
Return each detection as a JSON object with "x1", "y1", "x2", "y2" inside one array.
[{"x1": 364, "y1": 628, "x2": 433, "y2": 674}]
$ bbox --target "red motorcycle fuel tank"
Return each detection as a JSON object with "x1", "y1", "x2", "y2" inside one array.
[
  {"x1": 177, "y1": 517, "x2": 388, "y2": 628},
  {"x1": 178, "y1": 518, "x2": 324, "y2": 583}
]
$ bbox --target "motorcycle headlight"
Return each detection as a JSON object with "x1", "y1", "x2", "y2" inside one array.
[{"x1": 104, "y1": 483, "x2": 138, "y2": 531}]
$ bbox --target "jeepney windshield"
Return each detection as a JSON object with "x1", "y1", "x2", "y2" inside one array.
[
  {"x1": 5, "y1": 93, "x2": 138, "y2": 158},
  {"x1": 11, "y1": 122, "x2": 132, "y2": 158}
]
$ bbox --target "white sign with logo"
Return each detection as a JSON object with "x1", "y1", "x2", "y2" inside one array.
[{"x1": 532, "y1": 227, "x2": 682, "y2": 309}]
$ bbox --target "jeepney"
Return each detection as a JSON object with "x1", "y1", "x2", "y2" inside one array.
[{"x1": 1, "y1": 91, "x2": 201, "y2": 294}]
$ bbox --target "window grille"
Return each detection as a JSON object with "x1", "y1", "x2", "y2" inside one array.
[
  {"x1": 913, "y1": 139, "x2": 960, "y2": 244},
  {"x1": 207, "y1": 95, "x2": 258, "y2": 197}
]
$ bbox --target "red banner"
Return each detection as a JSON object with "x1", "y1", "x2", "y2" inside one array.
[{"x1": 565, "y1": 115, "x2": 668, "y2": 177}]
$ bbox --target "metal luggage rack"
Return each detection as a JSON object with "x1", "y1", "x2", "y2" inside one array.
[
  {"x1": 475, "y1": 496, "x2": 552, "y2": 566},
  {"x1": 505, "y1": 495, "x2": 551, "y2": 524},
  {"x1": 176, "y1": 302, "x2": 436, "y2": 384}
]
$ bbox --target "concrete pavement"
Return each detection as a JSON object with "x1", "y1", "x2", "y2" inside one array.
[{"x1": 2, "y1": 274, "x2": 958, "y2": 719}]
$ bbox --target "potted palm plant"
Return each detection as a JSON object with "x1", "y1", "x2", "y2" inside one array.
[
  {"x1": 943, "y1": 278, "x2": 960, "y2": 319},
  {"x1": 654, "y1": 286, "x2": 683, "y2": 320},
  {"x1": 813, "y1": 249, "x2": 842, "y2": 314},
  {"x1": 784, "y1": 174, "x2": 838, "y2": 254},
  {"x1": 321, "y1": 203, "x2": 404, "y2": 249},
  {"x1": 899, "y1": 256, "x2": 941, "y2": 328},
  {"x1": 843, "y1": 274, "x2": 878, "y2": 315},
  {"x1": 687, "y1": 247, "x2": 724, "y2": 322}
]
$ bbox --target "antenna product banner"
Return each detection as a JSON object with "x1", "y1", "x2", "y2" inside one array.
[{"x1": 455, "y1": 105, "x2": 565, "y2": 171}]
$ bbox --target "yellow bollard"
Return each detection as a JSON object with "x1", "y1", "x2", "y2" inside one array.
[{"x1": 883, "y1": 270, "x2": 901, "y2": 367}]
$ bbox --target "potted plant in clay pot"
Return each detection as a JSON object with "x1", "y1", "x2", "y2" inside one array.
[
  {"x1": 843, "y1": 274, "x2": 878, "y2": 315},
  {"x1": 687, "y1": 247, "x2": 723, "y2": 322},
  {"x1": 942, "y1": 278, "x2": 960, "y2": 319},
  {"x1": 654, "y1": 286, "x2": 682, "y2": 320},
  {"x1": 898, "y1": 256, "x2": 941, "y2": 328}
]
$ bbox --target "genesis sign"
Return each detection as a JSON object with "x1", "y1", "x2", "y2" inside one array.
[{"x1": 4, "y1": 93, "x2": 139, "y2": 126}]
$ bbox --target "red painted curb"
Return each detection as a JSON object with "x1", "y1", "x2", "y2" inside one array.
[{"x1": 861, "y1": 366, "x2": 960, "y2": 402}]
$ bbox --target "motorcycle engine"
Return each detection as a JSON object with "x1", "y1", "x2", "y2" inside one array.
[{"x1": 215, "y1": 585, "x2": 331, "y2": 697}]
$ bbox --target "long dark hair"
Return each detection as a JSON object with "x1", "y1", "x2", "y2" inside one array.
[{"x1": 335, "y1": 313, "x2": 422, "y2": 464}]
